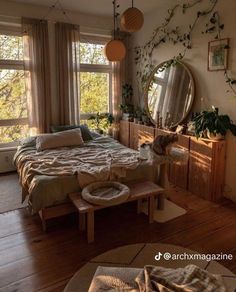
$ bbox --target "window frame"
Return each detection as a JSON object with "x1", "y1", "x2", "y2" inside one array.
[
  {"x1": 79, "y1": 34, "x2": 112, "y2": 120},
  {"x1": 0, "y1": 28, "x2": 28, "y2": 147}
]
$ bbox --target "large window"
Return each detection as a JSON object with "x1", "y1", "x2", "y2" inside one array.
[
  {"x1": 79, "y1": 36, "x2": 112, "y2": 122},
  {"x1": 0, "y1": 30, "x2": 28, "y2": 146}
]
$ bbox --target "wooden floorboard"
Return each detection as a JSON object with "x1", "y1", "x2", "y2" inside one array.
[{"x1": 0, "y1": 187, "x2": 236, "y2": 291}]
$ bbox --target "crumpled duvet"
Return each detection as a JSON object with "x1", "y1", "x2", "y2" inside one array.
[
  {"x1": 14, "y1": 136, "x2": 145, "y2": 202},
  {"x1": 136, "y1": 265, "x2": 227, "y2": 292}
]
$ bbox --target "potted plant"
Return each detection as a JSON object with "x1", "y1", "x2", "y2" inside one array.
[
  {"x1": 141, "y1": 108, "x2": 149, "y2": 124},
  {"x1": 105, "y1": 113, "x2": 114, "y2": 136},
  {"x1": 119, "y1": 84, "x2": 134, "y2": 120},
  {"x1": 193, "y1": 106, "x2": 236, "y2": 140},
  {"x1": 88, "y1": 112, "x2": 106, "y2": 134},
  {"x1": 133, "y1": 107, "x2": 142, "y2": 123}
]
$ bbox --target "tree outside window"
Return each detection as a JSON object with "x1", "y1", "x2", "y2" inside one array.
[{"x1": 0, "y1": 32, "x2": 28, "y2": 145}]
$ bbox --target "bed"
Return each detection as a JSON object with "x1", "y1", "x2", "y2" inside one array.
[{"x1": 14, "y1": 132, "x2": 158, "y2": 229}]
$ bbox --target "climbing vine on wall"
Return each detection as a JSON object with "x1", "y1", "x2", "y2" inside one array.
[{"x1": 135, "y1": 0, "x2": 236, "y2": 96}]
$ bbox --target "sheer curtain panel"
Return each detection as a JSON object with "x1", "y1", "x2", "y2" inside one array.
[
  {"x1": 112, "y1": 32, "x2": 131, "y2": 122},
  {"x1": 22, "y1": 18, "x2": 52, "y2": 134},
  {"x1": 55, "y1": 22, "x2": 80, "y2": 125}
]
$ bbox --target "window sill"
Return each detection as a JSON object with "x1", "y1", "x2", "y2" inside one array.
[{"x1": 0, "y1": 146, "x2": 18, "y2": 152}]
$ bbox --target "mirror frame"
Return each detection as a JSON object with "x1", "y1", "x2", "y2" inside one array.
[{"x1": 144, "y1": 60, "x2": 195, "y2": 127}]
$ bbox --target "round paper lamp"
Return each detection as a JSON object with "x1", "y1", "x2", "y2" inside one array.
[
  {"x1": 104, "y1": 39, "x2": 126, "y2": 61},
  {"x1": 121, "y1": 7, "x2": 144, "y2": 32}
]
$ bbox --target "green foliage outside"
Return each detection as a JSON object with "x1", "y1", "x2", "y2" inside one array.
[
  {"x1": 80, "y1": 42, "x2": 108, "y2": 65},
  {"x1": 0, "y1": 34, "x2": 28, "y2": 143},
  {"x1": 0, "y1": 34, "x2": 23, "y2": 60},
  {"x1": 0, "y1": 36, "x2": 110, "y2": 144},
  {"x1": 80, "y1": 72, "x2": 109, "y2": 114},
  {"x1": 80, "y1": 42, "x2": 110, "y2": 116}
]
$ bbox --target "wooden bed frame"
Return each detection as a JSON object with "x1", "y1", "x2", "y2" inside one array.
[{"x1": 38, "y1": 202, "x2": 76, "y2": 231}]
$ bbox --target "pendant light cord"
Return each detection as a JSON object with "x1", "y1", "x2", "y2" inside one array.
[{"x1": 113, "y1": 0, "x2": 116, "y2": 39}]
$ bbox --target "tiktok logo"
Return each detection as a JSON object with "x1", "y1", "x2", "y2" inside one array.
[{"x1": 155, "y1": 252, "x2": 163, "y2": 261}]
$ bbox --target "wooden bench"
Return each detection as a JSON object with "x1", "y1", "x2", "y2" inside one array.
[{"x1": 69, "y1": 181, "x2": 164, "y2": 243}]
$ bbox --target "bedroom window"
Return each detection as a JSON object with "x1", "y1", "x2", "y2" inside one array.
[
  {"x1": 79, "y1": 36, "x2": 112, "y2": 122},
  {"x1": 0, "y1": 31, "x2": 28, "y2": 146}
]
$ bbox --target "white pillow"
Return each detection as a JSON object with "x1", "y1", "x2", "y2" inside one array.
[{"x1": 36, "y1": 128, "x2": 84, "y2": 151}]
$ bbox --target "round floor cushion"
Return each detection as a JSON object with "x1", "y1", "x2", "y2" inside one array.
[{"x1": 81, "y1": 181, "x2": 130, "y2": 206}]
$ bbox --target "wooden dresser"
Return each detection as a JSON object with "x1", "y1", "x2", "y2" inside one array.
[
  {"x1": 119, "y1": 120, "x2": 226, "y2": 202},
  {"x1": 188, "y1": 137, "x2": 226, "y2": 201}
]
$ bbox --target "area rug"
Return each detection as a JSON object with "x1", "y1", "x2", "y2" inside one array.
[
  {"x1": 64, "y1": 243, "x2": 236, "y2": 292},
  {"x1": 0, "y1": 172, "x2": 27, "y2": 213},
  {"x1": 141, "y1": 198, "x2": 187, "y2": 223}
]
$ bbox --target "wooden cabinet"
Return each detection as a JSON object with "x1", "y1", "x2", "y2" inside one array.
[
  {"x1": 188, "y1": 137, "x2": 226, "y2": 201},
  {"x1": 129, "y1": 122, "x2": 139, "y2": 150},
  {"x1": 119, "y1": 122, "x2": 226, "y2": 202}
]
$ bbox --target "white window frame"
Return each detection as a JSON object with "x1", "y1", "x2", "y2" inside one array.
[
  {"x1": 79, "y1": 35, "x2": 112, "y2": 121},
  {"x1": 0, "y1": 28, "x2": 28, "y2": 147}
]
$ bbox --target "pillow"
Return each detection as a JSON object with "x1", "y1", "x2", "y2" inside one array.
[
  {"x1": 51, "y1": 124, "x2": 93, "y2": 141},
  {"x1": 90, "y1": 131, "x2": 101, "y2": 138},
  {"x1": 36, "y1": 128, "x2": 84, "y2": 151},
  {"x1": 20, "y1": 136, "x2": 37, "y2": 147}
]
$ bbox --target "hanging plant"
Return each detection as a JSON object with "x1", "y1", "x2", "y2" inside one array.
[{"x1": 135, "y1": 0, "x2": 236, "y2": 97}]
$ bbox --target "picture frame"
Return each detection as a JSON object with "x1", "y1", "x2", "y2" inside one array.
[{"x1": 208, "y1": 38, "x2": 229, "y2": 71}]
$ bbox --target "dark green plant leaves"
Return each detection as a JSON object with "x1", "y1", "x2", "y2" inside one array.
[{"x1": 193, "y1": 108, "x2": 236, "y2": 138}]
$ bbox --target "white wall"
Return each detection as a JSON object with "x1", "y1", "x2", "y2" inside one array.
[
  {"x1": 132, "y1": 0, "x2": 236, "y2": 201},
  {"x1": 0, "y1": 0, "x2": 112, "y2": 124}
]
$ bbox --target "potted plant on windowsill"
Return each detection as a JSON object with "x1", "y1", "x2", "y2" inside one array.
[
  {"x1": 88, "y1": 112, "x2": 106, "y2": 134},
  {"x1": 105, "y1": 113, "x2": 114, "y2": 136},
  {"x1": 193, "y1": 106, "x2": 236, "y2": 140}
]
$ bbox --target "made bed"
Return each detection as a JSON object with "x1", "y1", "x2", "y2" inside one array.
[{"x1": 14, "y1": 129, "x2": 158, "y2": 230}]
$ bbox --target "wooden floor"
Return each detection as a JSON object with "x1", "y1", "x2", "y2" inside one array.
[{"x1": 1, "y1": 188, "x2": 236, "y2": 291}]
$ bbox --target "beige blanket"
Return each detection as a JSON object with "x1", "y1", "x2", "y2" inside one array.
[
  {"x1": 89, "y1": 265, "x2": 227, "y2": 292},
  {"x1": 136, "y1": 265, "x2": 227, "y2": 292},
  {"x1": 16, "y1": 137, "x2": 144, "y2": 201}
]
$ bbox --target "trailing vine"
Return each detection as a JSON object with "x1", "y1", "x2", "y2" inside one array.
[{"x1": 135, "y1": 0, "x2": 236, "y2": 96}]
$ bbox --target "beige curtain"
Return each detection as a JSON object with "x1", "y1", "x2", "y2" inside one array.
[
  {"x1": 55, "y1": 22, "x2": 80, "y2": 125},
  {"x1": 22, "y1": 18, "x2": 52, "y2": 134},
  {"x1": 112, "y1": 32, "x2": 131, "y2": 122}
]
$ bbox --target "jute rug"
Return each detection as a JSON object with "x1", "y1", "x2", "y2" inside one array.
[
  {"x1": 64, "y1": 243, "x2": 236, "y2": 292},
  {"x1": 0, "y1": 172, "x2": 27, "y2": 213}
]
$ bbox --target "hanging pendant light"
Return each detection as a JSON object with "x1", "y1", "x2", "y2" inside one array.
[
  {"x1": 104, "y1": 0, "x2": 126, "y2": 62},
  {"x1": 121, "y1": 0, "x2": 144, "y2": 33}
]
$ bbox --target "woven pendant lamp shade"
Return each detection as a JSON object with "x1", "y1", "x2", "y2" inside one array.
[
  {"x1": 104, "y1": 39, "x2": 126, "y2": 61},
  {"x1": 121, "y1": 7, "x2": 144, "y2": 32}
]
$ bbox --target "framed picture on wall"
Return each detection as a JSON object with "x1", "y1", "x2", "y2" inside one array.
[{"x1": 208, "y1": 38, "x2": 229, "y2": 71}]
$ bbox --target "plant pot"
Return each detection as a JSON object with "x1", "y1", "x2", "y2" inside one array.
[
  {"x1": 207, "y1": 130, "x2": 225, "y2": 140},
  {"x1": 122, "y1": 113, "x2": 130, "y2": 121},
  {"x1": 142, "y1": 115, "x2": 148, "y2": 123},
  {"x1": 134, "y1": 118, "x2": 139, "y2": 124}
]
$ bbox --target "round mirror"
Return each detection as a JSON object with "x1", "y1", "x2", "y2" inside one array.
[{"x1": 145, "y1": 61, "x2": 195, "y2": 128}]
